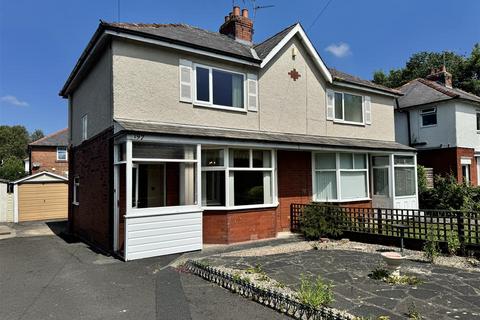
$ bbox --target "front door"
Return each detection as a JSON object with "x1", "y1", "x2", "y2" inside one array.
[{"x1": 371, "y1": 156, "x2": 392, "y2": 208}]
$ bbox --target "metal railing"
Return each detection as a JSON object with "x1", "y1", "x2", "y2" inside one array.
[{"x1": 291, "y1": 203, "x2": 480, "y2": 246}]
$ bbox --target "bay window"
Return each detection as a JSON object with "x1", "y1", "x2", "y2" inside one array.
[
  {"x1": 314, "y1": 152, "x2": 368, "y2": 201},
  {"x1": 201, "y1": 148, "x2": 275, "y2": 208},
  {"x1": 195, "y1": 64, "x2": 245, "y2": 110},
  {"x1": 394, "y1": 156, "x2": 416, "y2": 197}
]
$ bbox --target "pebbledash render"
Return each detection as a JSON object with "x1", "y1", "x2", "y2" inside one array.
[{"x1": 60, "y1": 6, "x2": 418, "y2": 260}]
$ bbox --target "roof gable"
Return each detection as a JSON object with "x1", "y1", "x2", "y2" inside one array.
[{"x1": 13, "y1": 171, "x2": 68, "y2": 184}]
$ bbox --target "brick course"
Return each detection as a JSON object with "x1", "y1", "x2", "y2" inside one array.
[
  {"x1": 69, "y1": 128, "x2": 113, "y2": 252},
  {"x1": 30, "y1": 146, "x2": 69, "y2": 176}
]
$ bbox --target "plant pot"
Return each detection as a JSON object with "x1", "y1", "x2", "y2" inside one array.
[{"x1": 381, "y1": 252, "x2": 403, "y2": 276}]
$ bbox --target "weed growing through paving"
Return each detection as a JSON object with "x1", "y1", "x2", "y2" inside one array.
[
  {"x1": 407, "y1": 302, "x2": 422, "y2": 319},
  {"x1": 368, "y1": 266, "x2": 422, "y2": 286},
  {"x1": 297, "y1": 274, "x2": 334, "y2": 308},
  {"x1": 423, "y1": 227, "x2": 440, "y2": 263},
  {"x1": 446, "y1": 230, "x2": 461, "y2": 256}
]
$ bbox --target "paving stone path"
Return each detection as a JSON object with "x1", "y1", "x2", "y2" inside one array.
[{"x1": 201, "y1": 249, "x2": 480, "y2": 320}]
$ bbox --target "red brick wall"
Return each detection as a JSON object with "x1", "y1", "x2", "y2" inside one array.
[
  {"x1": 69, "y1": 128, "x2": 113, "y2": 252},
  {"x1": 417, "y1": 147, "x2": 477, "y2": 185},
  {"x1": 30, "y1": 146, "x2": 68, "y2": 176}
]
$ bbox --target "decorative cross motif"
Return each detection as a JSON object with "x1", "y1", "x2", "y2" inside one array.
[{"x1": 288, "y1": 68, "x2": 301, "y2": 81}]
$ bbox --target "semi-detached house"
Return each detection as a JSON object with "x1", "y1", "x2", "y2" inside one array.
[{"x1": 60, "y1": 6, "x2": 418, "y2": 261}]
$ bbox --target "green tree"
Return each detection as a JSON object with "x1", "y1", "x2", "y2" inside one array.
[
  {"x1": 372, "y1": 44, "x2": 480, "y2": 96},
  {"x1": 0, "y1": 156, "x2": 25, "y2": 181},
  {"x1": 0, "y1": 125, "x2": 29, "y2": 161},
  {"x1": 29, "y1": 129, "x2": 44, "y2": 143}
]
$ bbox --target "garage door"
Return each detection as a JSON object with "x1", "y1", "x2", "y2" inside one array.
[{"x1": 18, "y1": 182, "x2": 68, "y2": 222}]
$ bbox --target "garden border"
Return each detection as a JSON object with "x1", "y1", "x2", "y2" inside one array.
[{"x1": 184, "y1": 260, "x2": 355, "y2": 320}]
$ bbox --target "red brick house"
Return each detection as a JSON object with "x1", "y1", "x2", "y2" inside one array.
[
  {"x1": 60, "y1": 7, "x2": 417, "y2": 260},
  {"x1": 395, "y1": 67, "x2": 480, "y2": 185},
  {"x1": 28, "y1": 128, "x2": 69, "y2": 177}
]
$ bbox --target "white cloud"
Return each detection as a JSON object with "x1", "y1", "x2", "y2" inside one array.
[
  {"x1": 1, "y1": 95, "x2": 29, "y2": 107},
  {"x1": 325, "y1": 43, "x2": 352, "y2": 58}
]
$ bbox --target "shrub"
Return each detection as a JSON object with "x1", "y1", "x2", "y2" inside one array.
[
  {"x1": 446, "y1": 230, "x2": 461, "y2": 256},
  {"x1": 297, "y1": 274, "x2": 334, "y2": 308},
  {"x1": 423, "y1": 227, "x2": 440, "y2": 263},
  {"x1": 300, "y1": 205, "x2": 348, "y2": 240}
]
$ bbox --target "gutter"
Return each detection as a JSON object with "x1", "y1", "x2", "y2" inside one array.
[{"x1": 332, "y1": 80, "x2": 403, "y2": 98}]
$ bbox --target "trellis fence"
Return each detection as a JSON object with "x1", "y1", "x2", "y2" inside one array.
[{"x1": 291, "y1": 204, "x2": 480, "y2": 247}]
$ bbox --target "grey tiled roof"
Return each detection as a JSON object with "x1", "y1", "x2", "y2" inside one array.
[
  {"x1": 396, "y1": 78, "x2": 480, "y2": 109},
  {"x1": 115, "y1": 119, "x2": 414, "y2": 152},
  {"x1": 103, "y1": 22, "x2": 259, "y2": 62},
  {"x1": 329, "y1": 68, "x2": 402, "y2": 96},
  {"x1": 254, "y1": 24, "x2": 297, "y2": 59},
  {"x1": 29, "y1": 128, "x2": 68, "y2": 147}
]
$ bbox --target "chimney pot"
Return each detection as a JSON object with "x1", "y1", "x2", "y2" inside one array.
[
  {"x1": 242, "y1": 8, "x2": 249, "y2": 18},
  {"x1": 233, "y1": 6, "x2": 240, "y2": 16}
]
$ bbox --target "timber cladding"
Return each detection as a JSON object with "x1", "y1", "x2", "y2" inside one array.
[{"x1": 18, "y1": 182, "x2": 68, "y2": 222}]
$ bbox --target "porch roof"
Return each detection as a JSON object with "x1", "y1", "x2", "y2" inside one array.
[{"x1": 115, "y1": 119, "x2": 415, "y2": 152}]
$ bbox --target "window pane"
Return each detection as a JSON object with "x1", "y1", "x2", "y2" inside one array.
[
  {"x1": 133, "y1": 143, "x2": 196, "y2": 160},
  {"x1": 340, "y1": 153, "x2": 353, "y2": 169},
  {"x1": 117, "y1": 143, "x2": 126, "y2": 162},
  {"x1": 202, "y1": 171, "x2": 225, "y2": 206},
  {"x1": 477, "y1": 113, "x2": 480, "y2": 131},
  {"x1": 373, "y1": 167, "x2": 389, "y2": 196},
  {"x1": 394, "y1": 167, "x2": 415, "y2": 196},
  {"x1": 132, "y1": 167, "x2": 137, "y2": 207},
  {"x1": 315, "y1": 153, "x2": 336, "y2": 169},
  {"x1": 394, "y1": 156, "x2": 414, "y2": 165},
  {"x1": 252, "y1": 150, "x2": 271, "y2": 168},
  {"x1": 230, "y1": 149, "x2": 249, "y2": 167},
  {"x1": 340, "y1": 171, "x2": 367, "y2": 199},
  {"x1": 354, "y1": 154, "x2": 366, "y2": 169},
  {"x1": 373, "y1": 156, "x2": 389, "y2": 166},
  {"x1": 196, "y1": 67, "x2": 210, "y2": 102},
  {"x1": 422, "y1": 113, "x2": 437, "y2": 126},
  {"x1": 212, "y1": 69, "x2": 244, "y2": 108},
  {"x1": 57, "y1": 147, "x2": 67, "y2": 160},
  {"x1": 334, "y1": 92, "x2": 343, "y2": 119},
  {"x1": 137, "y1": 164, "x2": 166, "y2": 208},
  {"x1": 315, "y1": 171, "x2": 337, "y2": 200},
  {"x1": 231, "y1": 171, "x2": 271, "y2": 206},
  {"x1": 202, "y1": 149, "x2": 224, "y2": 167},
  {"x1": 344, "y1": 93, "x2": 363, "y2": 123}
]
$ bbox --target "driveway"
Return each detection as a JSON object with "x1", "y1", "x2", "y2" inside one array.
[{"x1": 0, "y1": 224, "x2": 288, "y2": 320}]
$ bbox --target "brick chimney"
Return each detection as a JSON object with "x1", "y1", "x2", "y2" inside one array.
[
  {"x1": 426, "y1": 65, "x2": 453, "y2": 88},
  {"x1": 219, "y1": 6, "x2": 254, "y2": 44}
]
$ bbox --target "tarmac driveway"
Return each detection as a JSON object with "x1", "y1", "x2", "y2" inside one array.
[{"x1": 0, "y1": 225, "x2": 288, "y2": 320}]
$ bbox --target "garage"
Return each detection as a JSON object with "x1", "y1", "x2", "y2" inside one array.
[{"x1": 13, "y1": 171, "x2": 68, "y2": 222}]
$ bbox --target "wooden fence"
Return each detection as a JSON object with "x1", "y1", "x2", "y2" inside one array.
[{"x1": 291, "y1": 204, "x2": 480, "y2": 247}]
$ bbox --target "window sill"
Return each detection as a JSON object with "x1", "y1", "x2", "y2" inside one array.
[
  {"x1": 332, "y1": 120, "x2": 365, "y2": 127},
  {"x1": 126, "y1": 205, "x2": 203, "y2": 218},
  {"x1": 193, "y1": 102, "x2": 248, "y2": 113},
  {"x1": 312, "y1": 198, "x2": 371, "y2": 203},
  {"x1": 202, "y1": 203, "x2": 279, "y2": 211},
  {"x1": 420, "y1": 125, "x2": 437, "y2": 128},
  {"x1": 394, "y1": 195, "x2": 417, "y2": 199}
]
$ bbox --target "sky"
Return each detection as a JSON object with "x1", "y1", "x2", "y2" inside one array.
[{"x1": 1, "y1": 0, "x2": 479, "y2": 134}]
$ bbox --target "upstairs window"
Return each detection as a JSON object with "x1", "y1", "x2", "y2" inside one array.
[
  {"x1": 420, "y1": 108, "x2": 437, "y2": 127},
  {"x1": 194, "y1": 65, "x2": 245, "y2": 110},
  {"x1": 81, "y1": 114, "x2": 88, "y2": 141},
  {"x1": 476, "y1": 112, "x2": 480, "y2": 131},
  {"x1": 57, "y1": 147, "x2": 68, "y2": 161},
  {"x1": 326, "y1": 90, "x2": 370, "y2": 125}
]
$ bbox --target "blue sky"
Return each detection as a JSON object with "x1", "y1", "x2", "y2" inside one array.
[{"x1": 1, "y1": 0, "x2": 479, "y2": 134}]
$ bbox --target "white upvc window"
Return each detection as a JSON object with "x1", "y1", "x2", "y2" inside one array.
[
  {"x1": 476, "y1": 112, "x2": 480, "y2": 132},
  {"x1": 56, "y1": 146, "x2": 68, "y2": 161},
  {"x1": 420, "y1": 107, "x2": 437, "y2": 127},
  {"x1": 81, "y1": 114, "x2": 88, "y2": 141},
  {"x1": 194, "y1": 64, "x2": 246, "y2": 111},
  {"x1": 313, "y1": 152, "x2": 369, "y2": 201},
  {"x1": 326, "y1": 90, "x2": 371, "y2": 125},
  {"x1": 201, "y1": 148, "x2": 276, "y2": 209},
  {"x1": 393, "y1": 155, "x2": 416, "y2": 197},
  {"x1": 73, "y1": 176, "x2": 80, "y2": 205}
]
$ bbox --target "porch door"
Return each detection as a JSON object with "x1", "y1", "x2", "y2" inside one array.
[{"x1": 371, "y1": 156, "x2": 392, "y2": 208}]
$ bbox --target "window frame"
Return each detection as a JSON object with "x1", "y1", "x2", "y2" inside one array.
[
  {"x1": 73, "y1": 176, "x2": 79, "y2": 205},
  {"x1": 371, "y1": 156, "x2": 390, "y2": 197},
  {"x1": 81, "y1": 114, "x2": 88, "y2": 141},
  {"x1": 393, "y1": 155, "x2": 416, "y2": 198},
  {"x1": 312, "y1": 152, "x2": 370, "y2": 202},
  {"x1": 193, "y1": 63, "x2": 247, "y2": 113},
  {"x1": 333, "y1": 91, "x2": 365, "y2": 126},
  {"x1": 201, "y1": 147, "x2": 277, "y2": 210},
  {"x1": 56, "y1": 146, "x2": 68, "y2": 161},
  {"x1": 420, "y1": 107, "x2": 437, "y2": 128},
  {"x1": 476, "y1": 111, "x2": 480, "y2": 132}
]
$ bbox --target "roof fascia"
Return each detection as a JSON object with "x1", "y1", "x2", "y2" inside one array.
[
  {"x1": 332, "y1": 81, "x2": 402, "y2": 98},
  {"x1": 259, "y1": 24, "x2": 333, "y2": 83},
  {"x1": 13, "y1": 171, "x2": 68, "y2": 184}
]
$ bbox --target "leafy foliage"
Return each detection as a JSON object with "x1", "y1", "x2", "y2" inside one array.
[
  {"x1": 300, "y1": 205, "x2": 348, "y2": 240},
  {"x1": 0, "y1": 125, "x2": 29, "y2": 161},
  {"x1": 446, "y1": 230, "x2": 461, "y2": 256},
  {"x1": 29, "y1": 129, "x2": 44, "y2": 143},
  {"x1": 423, "y1": 227, "x2": 440, "y2": 263},
  {"x1": 297, "y1": 274, "x2": 334, "y2": 308},
  {"x1": 0, "y1": 156, "x2": 25, "y2": 181},
  {"x1": 373, "y1": 44, "x2": 480, "y2": 96},
  {"x1": 417, "y1": 165, "x2": 429, "y2": 195}
]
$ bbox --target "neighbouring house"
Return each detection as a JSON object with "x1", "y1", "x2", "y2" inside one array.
[
  {"x1": 60, "y1": 6, "x2": 418, "y2": 260},
  {"x1": 395, "y1": 66, "x2": 480, "y2": 185},
  {"x1": 28, "y1": 128, "x2": 69, "y2": 177}
]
